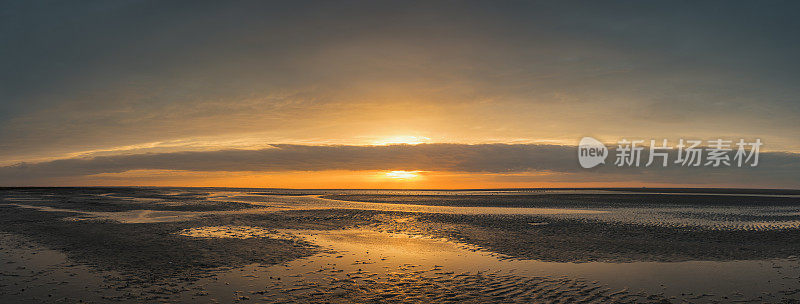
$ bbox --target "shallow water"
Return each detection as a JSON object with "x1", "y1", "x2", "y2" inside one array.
[
  {"x1": 15, "y1": 191, "x2": 800, "y2": 230},
  {"x1": 217, "y1": 193, "x2": 610, "y2": 215},
  {"x1": 185, "y1": 227, "x2": 800, "y2": 303},
  {"x1": 215, "y1": 192, "x2": 800, "y2": 230},
  {"x1": 4, "y1": 192, "x2": 609, "y2": 223},
  {"x1": 2, "y1": 187, "x2": 800, "y2": 303}
]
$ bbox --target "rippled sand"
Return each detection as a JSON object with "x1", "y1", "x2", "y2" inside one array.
[{"x1": 2, "y1": 187, "x2": 800, "y2": 303}]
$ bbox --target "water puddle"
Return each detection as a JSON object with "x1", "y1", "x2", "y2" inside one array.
[{"x1": 183, "y1": 226, "x2": 800, "y2": 303}]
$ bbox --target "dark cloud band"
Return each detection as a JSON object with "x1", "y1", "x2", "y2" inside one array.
[{"x1": 2, "y1": 144, "x2": 798, "y2": 187}]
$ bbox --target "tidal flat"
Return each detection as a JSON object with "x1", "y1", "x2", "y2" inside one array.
[{"x1": 1, "y1": 187, "x2": 800, "y2": 303}]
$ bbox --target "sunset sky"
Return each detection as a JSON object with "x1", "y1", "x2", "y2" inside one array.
[{"x1": 1, "y1": 0, "x2": 799, "y2": 188}]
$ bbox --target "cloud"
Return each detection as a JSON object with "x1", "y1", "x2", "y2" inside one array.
[
  {"x1": 2, "y1": 1, "x2": 800, "y2": 161},
  {"x1": 1, "y1": 144, "x2": 798, "y2": 187}
]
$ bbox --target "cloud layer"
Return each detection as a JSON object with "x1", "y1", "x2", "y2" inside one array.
[
  {"x1": 2, "y1": 1, "x2": 799, "y2": 188},
  {"x1": 2, "y1": 1, "x2": 800, "y2": 164},
  {"x1": 2, "y1": 144, "x2": 798, "y2": 187}
]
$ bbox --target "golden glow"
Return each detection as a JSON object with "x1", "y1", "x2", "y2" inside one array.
[
  {"x1": 372, "y1": 136, "x2": 431, "y2": 145},
  {"x1": 384, "y1": 170, "x2": 421, "y2": 180},
  {"x1": 43, "y1": 169, "x2": 735, "y2": 189}
]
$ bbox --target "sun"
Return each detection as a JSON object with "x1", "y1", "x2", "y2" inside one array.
[{"x1": 384, "y1": 170, "x2": 421, "y2": 180}]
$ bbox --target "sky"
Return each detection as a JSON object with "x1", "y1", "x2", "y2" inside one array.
[{"x1": 1, "y1": 0, "x2": 799, "y2": 188}]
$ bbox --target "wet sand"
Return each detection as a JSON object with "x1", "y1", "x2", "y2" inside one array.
[{"x1": 2, "y1": 187, "x2": 800, "y2": 303}]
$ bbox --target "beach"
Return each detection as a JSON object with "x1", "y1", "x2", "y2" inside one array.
[{"x1": 2, "y1": 187, "x2": 800, "y2": 303}]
